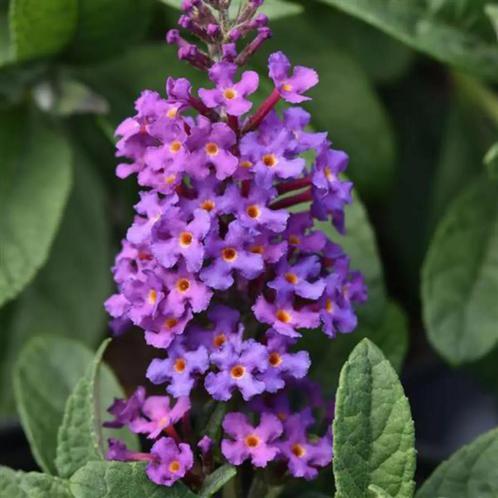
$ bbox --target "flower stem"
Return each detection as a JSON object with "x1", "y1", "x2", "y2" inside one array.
[
  {"x1": 243, "y1": 88, "x2": 280, "y2": 133},
  {"x1": 270, "y1": 189, "x2": 312, "y2": 210}
]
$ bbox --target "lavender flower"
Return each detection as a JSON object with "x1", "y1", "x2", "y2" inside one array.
[
  {"x1": 221, "y1": 412, "x2": 282, "y2": 467},
  {"x1": 105, "y1": 0, "x2": 367, "y2": 490}
]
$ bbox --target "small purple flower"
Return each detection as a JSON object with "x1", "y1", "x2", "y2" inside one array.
[
  {"x1": 144, "y1": 309, "x2": 193, "y2": 349},
  {"x1": 261, "y1": 331, "x2": 311, "y2": 393},
  {"x1": 283, "y1": 213, "x2": 327, "y2": 253},
  {"x1": 130, "y1": 395, "x2": 191, "y2": 439},
  {"x1": 221, "y1": 412, "x2": 282, "y2": 467},
  {"x1": 200, "y1": 221, "x2": 264, "y2": 290},
  {"x1": 247, "y1": 229, "x2": 288, "y2": 264},
  {"x1": 147, "y1": 342, "x2": 209, "y2": 398},
  {"x1": 163, "y1": 262, "x2": 213, "y2": 317},
  {"x1": 146, "y1": 437, "x2": 194, "y2": 487},
  {"x1": 151, "y1": 207, "x2": 210, "y2": 273},
  {"x1": 127, "y1": 192, "x2": 179, "y2": 245},
  {"x1": 199, "y1": 62, "x2": 259, "y2": 116},
  {"x1": 227, "y1": 184, "x2": 289, "y2": 233},
  {"x1": 311, "y1": 142, "x2": 353, "y2": 234},
  {"x1": 166, "y1": 76, "x2": 192, "y2": 105},
  {"x1": 187, "y1": 304, "x2": 243, "y2": 352},
  {"x1": 268, "y1": 51, "x2": 318, "y2": 103},
  {"x1": 253, "y1": 296, "x2": 319, "y2": 338},
  {"x1": 198, "y1": 435, "x2": 213, "y2": 456},
  {"x1": 105, "y1": 386, "x2": 146, "y2": 429},
  {"x1": 205, "y1": 337, "x2": 268, "y2": 401},
  {"x1": 186, "y1": 117, "x2": 238, "y2": 180},
  {"x1": 268, "y1": 255, "x2": 325, "y2": 300},
  {"x1": 283, "y1": 107, "x2": 327, "y2": 154},
  {"x1": 277, "y1": 410, "x2": 332, "y2": 480}
]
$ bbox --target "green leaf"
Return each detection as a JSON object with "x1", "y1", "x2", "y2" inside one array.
[
  {"x1": 0, "y1": 107, "x2": 72, "y2": 308},
  {"x1": 267, "y1": 14, "x2": 396, "y2": 199},
  {"x1": 0, "y1": 466, "x2": 73, "y2": 498},
  {"x1": 416, "y1": 428, "x2": 498, "y2": 498},
  {"x1": 158, "y1": 0, "x2": 303, "y2": 19},
  {"x1": 314, "y1": 0, "x2": 498, "y2": 81},
  {"x1": 66, "y1": 0, "x2": 152, "y2": 62},
  {"x1": 486, "y1": 4, "x2": 498, "y2": 39},
  {"x1": 199, "y1": 465, "x2": 237, "y2": 498},
  {"x1": 422, "y1": 178, "x2": 498, "y2": 364},
  {"x1": 368, "y1": 485, "x2": 393, "y2": 498},
  {"x1": 13, "y1": 336, "x2": 95, "y2": 475},
  {"x1": 9, "y1": 0, "x2": 77, "y2": 62},
  {"x1": 484, "y1": 142, "x2": 498, "y2": 180},
  {"x1": 69, "y1": 461, "x2": 198, "y2": 498},
  {"x1": 429, "y1": 105, "x2": 483, "y2": 229},
  {"x1": 0, "y1": 147, "x2": 110, "y2": 413},
  {"x1": 56, "y1": 339, "x2": 138, "y2": 478},
  {"x1": 333, "y1": 339, "x2": 416, "y2": 498}
]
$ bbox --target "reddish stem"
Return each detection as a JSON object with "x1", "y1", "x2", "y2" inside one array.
[
  {"x1": 165, "y1": 424, "x2": 181, "y2": 443},
  {"x1": 129, "y1": 452, "x2": 154, "y2": 463},
  {"x1": 188, "y1": 96, "x2": 219, "y2": 121},
  {"x1": 270, "y1": 189, "x2": 313, "y2": 210},
  {"x1": 276, "y1": 176, "x2": 312, "y2": 195},
  {"x1": 243, "y1": 88, "x2": 280, "y2": 133},
  {"x1": 228, "y1": 114, "x2": 240, "y2": 136}
]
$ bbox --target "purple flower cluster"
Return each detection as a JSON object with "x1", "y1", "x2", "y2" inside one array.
[{"x1": 104, "y1": 0, "x2": 366, "y2": 490}]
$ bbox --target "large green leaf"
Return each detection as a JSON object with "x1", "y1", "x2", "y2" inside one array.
[
  {"x1": 0, "y1": 148, "x2": 110, "y2": 413},
  {"x1": 265, "y1": 15, "x2": 396, "y2": 199},
  {"x1": 9, "y1": 0, "x2": 77, "y2": 61},
  {"x1": 314, "y1": 0, "x2": 498, "y2": 81},
  {"x1": 0, "y1": 108, "x2": 72, "y2": 307},
  {"x1": 429, "y1": 105, "x2": 483, "y2": 230},
  {"x1": 69, "y1": 461, "x2": 198, "y2": 498},
  {"x1": 158, "y1": 0, "x2": 303, "y2": 19},
  {"x1": 416, "y1": 428, "x2": 498, "y2": 498},
  {"x1": 333, "y1": 339, "x2": 416, "y2": 498},
  {"x1": 422, "y1": 178, "x2": 498, "y2": 364},
  {"x1": 0, "y1": 467, "x2": 73, "y2": 498},
  {"x1": 13, "y1": 336, "x2": 94, "y2": 475}
]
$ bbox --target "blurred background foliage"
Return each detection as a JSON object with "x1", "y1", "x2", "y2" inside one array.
[{"x1": 0, "y1": 0, "x2": 497, "y2": 487}]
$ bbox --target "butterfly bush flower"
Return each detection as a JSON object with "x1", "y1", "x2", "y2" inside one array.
[{"x1": 104, "y1": 0, "x2": 366, "y2": 491}]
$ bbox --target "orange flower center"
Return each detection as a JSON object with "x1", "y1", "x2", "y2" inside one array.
[
  {"x1": 246, "y1": 205, "x2": 261, "y2": 219},
  {"x1": 250, "y1": 245, "x2": 264, "y2": 255},
  {"x1": 164, "y1": 318, "x2": 178, "y2": 330},
  {"x1": 205, "y1": 142, "x2": 219, "y2": 156},
  {"x1": 230, "y1": 365, "x2": 246, "y2": 379},
  {"x1": 276, "y1": 309, "x2": 292, "y2": 323},
  {"x1": 201, "y1": 199, "x2": 216, "y2": 212},
  {"x1": 289, "y1": 235, "x2": 300, "y2": 246},
  {"x1": 176, "y1": 278, "x2": 190, "y2": 293},
  {"x1": 240, "y1": 160, "x2": 253, "y2": 169},
  {"x1": 324, "y1": 166, "x2": 335, "y2": 181},
  {"x1": 284, "y1": 272, "x2": 298, "y2": 284},
  {"x1": 325, "y1": 298, "x2": 334, "y2": 313},
  {"x1": 169, "y1": 460, "x2": 181, "y2": 473},
  {"x1": 269, "y1": 352, "x2": 283, "y2": 367},
  {"x1": 222, "y1": 247, "x2": 238, "y2": 262},
  {"x1": 174, "y1": 358, "x2": 186, "y2": 373},
  {"x1": 282, "y1": 83, "x2": 293, "y2": 92},
  {"x1": 147, "y1": 289, "x2": 158, "y2": 305},
  {"x1": 165, "y1": 174, "x2": 177, "y2": 185},
  {"x1": 245, "y1": 434, "x2": 261, "y2": 448},
  {"x1": 213, "y1": 333, "x2": 227, "y2": 348},
  {"x1": 291, "y1": 444, "x2": 306, "y2": 458},
  {"x1": 262, "y1": 153, "x2": 278, "y2": 168},
  {"x1": 169, "y1": 140, "x2": 182, "y2": 153},
  {"x1": 166, "y1": 107, "x2": 178, "y2": 119},
  {"x1": 223, "y1": 88, "x2": 237, "y2": 100},
  {"x1": 179, "y1": 231, "x2": 193, "y2": 247}
]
